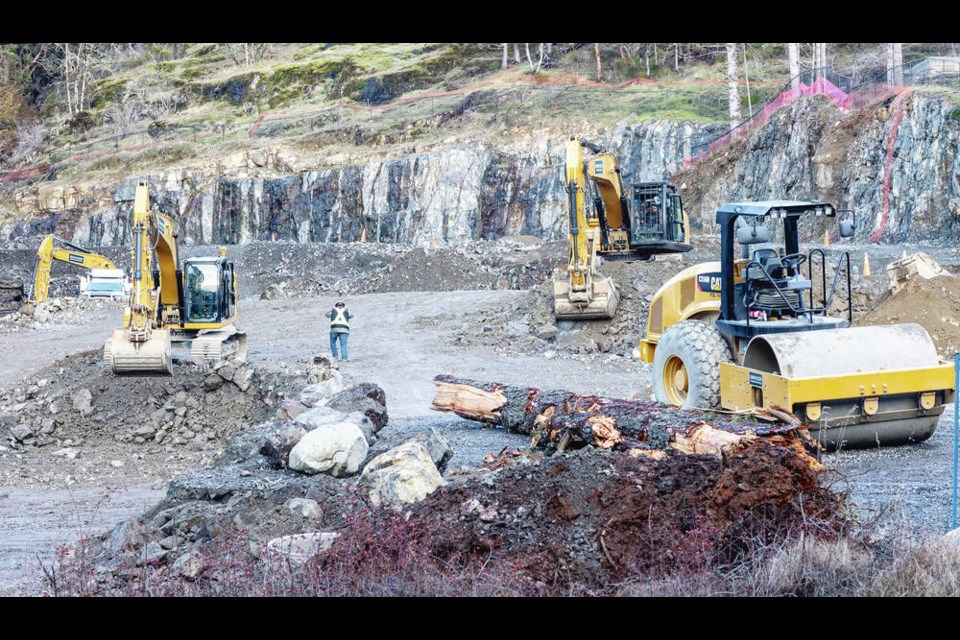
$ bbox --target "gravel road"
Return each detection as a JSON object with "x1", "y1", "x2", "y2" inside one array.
[{"x1": 1, "y1": 288, "x2": 957, "y2": 594}]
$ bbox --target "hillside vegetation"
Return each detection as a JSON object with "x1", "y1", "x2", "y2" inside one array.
[{"x1": 1, "y1": 42, "x2": 957, "y2": 186}]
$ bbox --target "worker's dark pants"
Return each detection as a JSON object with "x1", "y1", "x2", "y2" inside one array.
[{"x1": 330, "y1": 331, "x2": 349, "y2": 360}]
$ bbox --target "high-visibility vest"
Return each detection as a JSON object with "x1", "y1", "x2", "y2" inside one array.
[{"x1": 330, "y1": 308, "x2": 350, "y2": 331}]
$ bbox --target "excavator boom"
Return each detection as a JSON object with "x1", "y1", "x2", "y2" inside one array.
[
  {"x1": 554, "y1": 139, "x2": 620, "y2": 320},
  {"x1": 29, "y1": 235, "x2": 119, "y2": 304}
]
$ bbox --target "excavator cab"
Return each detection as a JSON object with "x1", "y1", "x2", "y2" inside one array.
[
  {"x1": 627, "y1": 182, "x2": 690, "y2": 255},
  {"x1": 182, "y1": 258, "x2": 236, "y2": 325}
]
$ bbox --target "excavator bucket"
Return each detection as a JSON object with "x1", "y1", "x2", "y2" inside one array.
[
  {"x1": 105, "y1": 329, "x2": 173, "y2": 375},
  {"x1": 553, "y1": 276, "x2": 620, "y2": 320},
  {"x1": 719, "y1": 323, "x2": 955, "y2": 450}
]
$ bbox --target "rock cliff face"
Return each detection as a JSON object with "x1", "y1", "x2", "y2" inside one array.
[
  {"x1": 4, "y1": 91, "x2": 960, "y2": 247},
  {"x1": 678, "y1": 92, "x2": 960, "y2": 243},
  {"x1": 1, "y1": 122, "x2": 718, "y2": 247}
]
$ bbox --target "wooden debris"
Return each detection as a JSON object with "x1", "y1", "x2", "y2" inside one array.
[{"x1": 432, "y1": 374, "x2": 819, "y2": 466}]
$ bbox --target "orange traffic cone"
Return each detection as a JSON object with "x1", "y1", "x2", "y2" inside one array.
[
  {"x1": 863, "y1": 252, "x2": 871, "y2": 276},
  {"x1": 360, "y1": 227, "x2": 367, "y2": 242},
  {"x1": 824, "y1": 230, "x2": 830, "y2": 247}
]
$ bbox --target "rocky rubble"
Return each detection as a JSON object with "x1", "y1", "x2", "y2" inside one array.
[
  {"x1": 65, "y1": 365, "x2": 462, "y2": 587},
  {"x1": 0, "y1": 297, "x2": 122, "y2": 333}
]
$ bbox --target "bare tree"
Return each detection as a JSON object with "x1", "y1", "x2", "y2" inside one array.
[
  {"x1": 788, "y1": 43, "x2": 800, "y2": 88},
  {"x1": 8, "y1": 123, "x2": 46, "y2": 165},
  {"x1": 887, "y1": 43, "x2": 904, "y2": 85},
  {"x1": 225, "y1": 43, "x2": 273, "y2": 67},
  {"x1": 594, "y1": 43, "x2": 603, "y2": 81},
  {"x1": 726, "y1": 42, "x2": 741, "y2": 130},
  {"x1": 47, "y1": 43, "x2": 107, "y2": 116},
  {"x1": 502, "y1": 43, "x2": 508, "y2": 69},
  {"x1": 742, "y1": 44, "x2": 752, "y2": 118},
  {"x1": 513, "y1": 43, "x2": 521, "y2": 64},
  {"x1": 812, "y1": 43, "x2": 828, "y2": 79},
  {"x1": 104, "y1": 101, "x2": 143, "y2": 139}
]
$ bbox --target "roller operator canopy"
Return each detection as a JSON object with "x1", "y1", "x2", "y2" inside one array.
[{"x1": 716, "y1": 200, "x2": 835, "y2": 224}]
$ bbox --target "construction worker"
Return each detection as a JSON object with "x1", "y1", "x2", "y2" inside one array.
[{"x1": 326, "y1": 300, "x2": 352, "y2": 362}]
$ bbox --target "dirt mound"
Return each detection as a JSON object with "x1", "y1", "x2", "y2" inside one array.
[
  {"x1": 354, "y1": 240, "x2": 563, "y2": 295},
  {"x1": 855, "y1": 274, "x2": 960, "y2": 355},
  {"x1": 0, "y1": 297, "x2": 123, "y2": 334},
  {"x1": 0, "y1": 350, "x2": 315, "y2": 486},
  {"x1": 399, "y1": 443, "x2": 844, "y2": 588},
  {"x1": 452, "y1": 251, "x2": 697, "y2": 359}
]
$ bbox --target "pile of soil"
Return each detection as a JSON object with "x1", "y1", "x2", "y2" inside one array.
[
  {"x1": 855, "y1": 274, "x2": 960, "y2": 355},
  {"x1": 0, "y1": 350, "x2": 314, "y2": 486},
  {"x1": 451, "y1": 251, "x2": 703, "y2": 358},
  {"x1": 398, "y1": 442, "x2": 845, "y2": 588}
]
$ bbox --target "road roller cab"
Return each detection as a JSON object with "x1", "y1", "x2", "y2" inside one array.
[{"x1": 641, "y1": 200, "x2": 955, "y2": 450}]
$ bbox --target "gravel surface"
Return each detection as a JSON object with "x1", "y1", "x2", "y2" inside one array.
[{"x1": 2, "y1": 242, "x2": 960, "y2": 593}]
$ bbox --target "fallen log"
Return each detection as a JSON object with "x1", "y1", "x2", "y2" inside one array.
[{"x1": 431, "y1": 374, "x2": 818, "y2": 464}]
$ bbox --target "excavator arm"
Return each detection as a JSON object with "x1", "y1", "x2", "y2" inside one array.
[
  {"x1": 553, "y1": 139, "x2": 620, "y2": 320},
  {"x1": 107, "y1": 182, "x2": 179, "y2": 374},
  {"x1": 30, "y1": 235, "x2": 119, "y2": 304}
]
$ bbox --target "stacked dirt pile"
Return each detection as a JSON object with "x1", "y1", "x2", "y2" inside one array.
[
  {"x1": 855, "y1": 275, "x2": 960, "y2": 356},
  {"x1": 353, "y1": 239, "x2": 563, "y2": 295},
  {"x1": 453, "y1": 252, "x2": 693, "y2": 358}
]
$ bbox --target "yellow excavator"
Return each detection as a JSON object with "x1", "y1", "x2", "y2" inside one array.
[
  {"x1": 555, "y1": 138, "x2": 692, "y2": 320},
  {"x1": 29, "y1": 235, "x2": 121, "y2": 304},
  {"x1": 105, "y1": 181, "x2": 246, "y2": 375},
  {"x1": 640, "y1": 200, "x2": 954, "y2": 449}
]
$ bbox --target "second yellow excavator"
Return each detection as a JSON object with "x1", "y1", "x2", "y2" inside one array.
[
  {"x1": 105, "y1": 181, "x2": 246, "y2": 375},
  {"x1": 29, "y1": 235, "x2": 123, "y2": 304},
  {"x1": 554, "y1": 138, "x2": 692, "y2": 320}
]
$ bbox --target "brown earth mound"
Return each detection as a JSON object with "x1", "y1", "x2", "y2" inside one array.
[
  {"x1": 395, "y1": 443, "x2": 845, "y2": 589},
  {"x1": 855, "y1": 275, "x2": 960, "y2": 356}
]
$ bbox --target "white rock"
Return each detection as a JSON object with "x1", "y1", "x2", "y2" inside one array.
[
  {"x1": 298, "y1": 374, "x2": 345, "y2": 404},
  {"x1": 72, "y1": 389, "x2": 94, "y2": 416},
  {"x1": 173, "y1": 549, "x2": 206, "y2": 579},
  {"x1": 360, "y1": 441, "x2": 445, "y2": 508},
  {"x1": 293, "y1": 406, "x2": 348, "y2": 430},
  {"x1": 284, "y1": 498, "x2": 322, "y2": 520},
  {"x1": 288, "y1": 422, "x2": 368, "y2": 477},
  {"x1": 265, "y1": 532, "x2": 340, "y2": 565},
  {"x1": 52, "y1": 448, "x2": 79, "y2": 459}
]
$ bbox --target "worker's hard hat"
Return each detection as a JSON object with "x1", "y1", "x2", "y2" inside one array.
[{"x1": 335, "y1": 301, "x2": 345, "y2": 307}]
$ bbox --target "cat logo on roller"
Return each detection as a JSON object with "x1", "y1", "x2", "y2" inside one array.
[
  {"x1": 639, "y1": 200, "x2": 955, "y2": 451},
  {"x1": 696, "y1": 272, "x2": 722, "y2": 294}
]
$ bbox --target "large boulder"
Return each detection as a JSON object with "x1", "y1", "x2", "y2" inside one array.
[
  {"x1": 288, "y1": 422, "x2": 368, "y2": 477},
  {"x1": 264, "y1": 532, "x2": 340, "y2": 565},
  {"x1": 72, "y1": 388, "x2": 94, "y2": 416},
  {"x1": 298, "y1": 373, "x2": 345, "y2": 406},
  {"x1": 360, "y1": 441, "x2": 445, "y2": 508},
  {"x1": 295, "y1": 406, "x2": 377, "y2": 446},
  {"x1": 325, "y1": 383, "x2": 388, "y2": 431},
  {"x1": 413, "y1": 427, "x2": 454, "y2": 472}
]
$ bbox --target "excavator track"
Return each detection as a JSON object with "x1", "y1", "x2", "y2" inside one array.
[{"x1": 177, "y1": 326, "x2": 248, "y2": 363}]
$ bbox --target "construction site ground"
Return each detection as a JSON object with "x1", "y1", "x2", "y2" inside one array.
[{"x1": 2, "y1": 237, "x2": 960, "y2": 594}]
